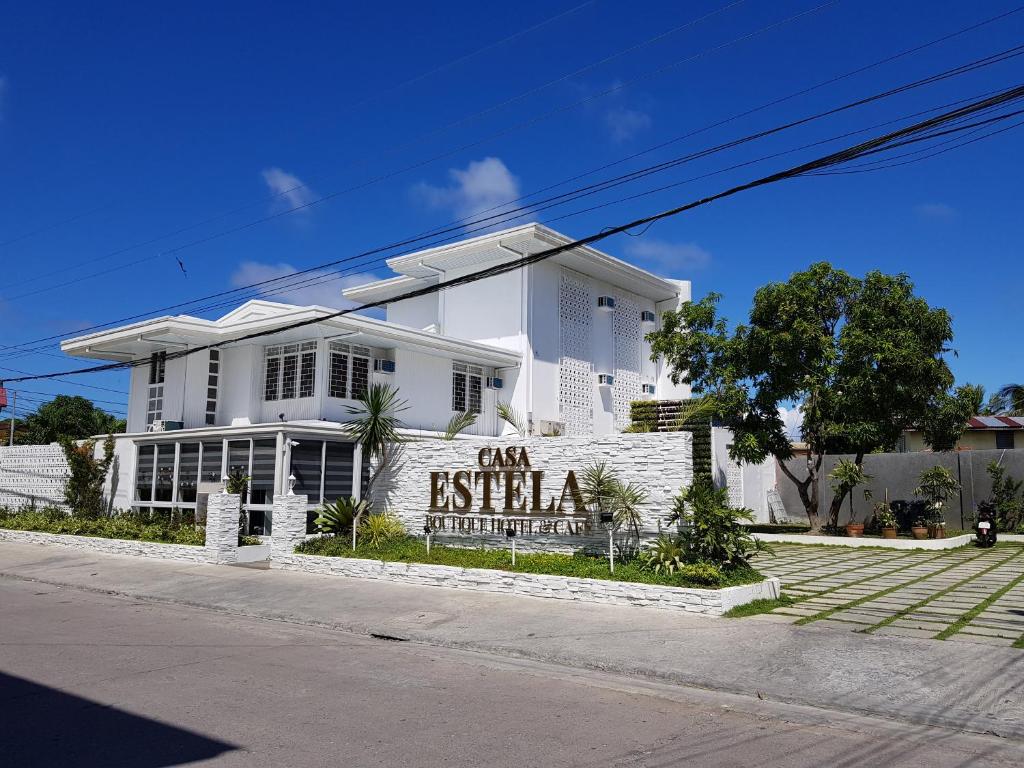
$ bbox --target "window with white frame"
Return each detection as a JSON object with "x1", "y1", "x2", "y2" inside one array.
[
  {"x1": 205, "y1": 349, "x2": 220, "y2": 425},
  {"x1": 452, "y1": 362, "x2": 483, "y2": 413},
  {"x1": 147, "y1": 352, "x2": 166, "y2": 426},
  {"x1": 328, "y1": 342, "x2": 371, "y2": 400},
  {"x1": 264, "y1": 342, "x2": 317, "y2": 401}
]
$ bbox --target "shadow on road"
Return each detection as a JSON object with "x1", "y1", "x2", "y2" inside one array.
[{"x1": 0, "y1": 671, "x2": 236, "y2": 767}]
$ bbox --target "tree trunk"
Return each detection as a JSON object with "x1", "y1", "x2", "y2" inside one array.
[{"x1": 777, "y1": 457, "x2": 819, "y2": 530}]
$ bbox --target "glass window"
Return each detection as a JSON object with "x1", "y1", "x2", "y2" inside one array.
[
  {"x1": 329, "y1": 351, "x2": 348, "y2": 398},
  {"x1": 281, "y1": 354, "x2": 298, "y2": 400},
  {"x1": 452, "y1": 362, "x2": 483, "y2": 413},
  {"x1": 291, "y1": 441, "x2": 323, "y2": 503},
  {"x1": 149, "y1": 353, "x2": 166, "y2": 385},
  {"x1": 299, "y1": 351, "x2": 316, "y2": 398},
  {"x1": 250, "y1": 439, "x2": 276, "y2": 505},
  {"x1": 200, "y1": 441, "x2": 223, "y2": 483},
  {"x1": 264, "y1": 357, "x2": 280, "y2": 401},
  {"x1": 328, "y1": 342, "x2": 371, "y2": 400},
  {"x1": 996, "y1": 431, "x2": 1015, "y2": 450},
  {"x1": 323, "y1": 442, "x2": 354, "y2": 503},
  {"x1": 136, "y1": 445, "x2": 154, "y2": 501},
  {"x1": 154, "y1": 444, "x2": 175, "y2": 502},
  {"x1": 177, "y1": 443, "x2": 199, "y2": 503},
  {"x1": 227, "y1": 440, "x2": 251, "y2": 489}
]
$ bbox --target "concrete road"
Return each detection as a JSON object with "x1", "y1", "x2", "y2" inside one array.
[{"x1": 1, "y1": 578, "x2": 1020, "y2": 768}]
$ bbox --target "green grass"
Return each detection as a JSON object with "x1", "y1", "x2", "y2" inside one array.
[
  {"x1": 0, "y1": 508, "x2": 205, "y2": 546},
  {"x1": 864, "y1": 548, "x2": 1023, "y2": 634},
  {"x1": 296, "y1": 536, "x2": 764, "y2": 590},
  {"x1": 934, "y1": 560, "x2": 1024, "y2": 640},
  {"x1": 722, "y1": 595, "x2": 795, "y2": 618},
  {"x1": 1013, "y1": 635, "x2": 1024, "y2": 649},
  {"x1": 793, "y1": 549, "x2": 993, "y2": 626}
]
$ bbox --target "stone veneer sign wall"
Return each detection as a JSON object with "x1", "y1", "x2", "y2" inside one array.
[{"x1": 376, "y1": 431, "x2": 693, "y2": 552}]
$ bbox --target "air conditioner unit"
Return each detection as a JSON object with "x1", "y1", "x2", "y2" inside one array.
[
  {"x1": 373, "y1": 359, "x2": 396, "y2": 374},
  {"x1": 486, "y1": 377, "x2": 503, "y2": 390},
  {"x1": 597, "y1": 373, "x2": 615, "y2": 386},
  {"x1": 597, "y1": 296, "x2": 616, "y2": 311},
  {"x1": 641, "y1": 383, "x2": 656, "y2": 395},
  {"x1": 641, "y1": 310, "x2": 656, "y2": 323}
]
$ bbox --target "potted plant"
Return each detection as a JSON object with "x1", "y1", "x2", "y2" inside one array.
[
  {"x1": 829, "y1": 459, "x2": 872, "y2": 537},
  {"x1": 914, "y1": 465, "x2": 960, "y2": 540},
  {"x1": 874, "y1": 500, "x2": 898, "y2": 539},
  {"x1": 911, "y1": 517, "x2": 929, "y2": 540}
]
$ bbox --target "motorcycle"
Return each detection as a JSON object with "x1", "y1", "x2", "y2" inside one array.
[{"x1": 975, "y1": 501, "x2": 997, "y2": 548}]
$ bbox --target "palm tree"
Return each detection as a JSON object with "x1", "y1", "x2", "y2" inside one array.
[
  {"x1": 442, "y1": 411, "x2": 477, "y2": 440},
  {"x1": 343, "y1": 383, "x2": 407, "y2": 547},
  {"x1": 992, "y1": 384, "x2": 1024, "y2": 416}
]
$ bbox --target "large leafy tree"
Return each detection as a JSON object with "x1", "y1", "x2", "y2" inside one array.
[
  {"x1": 19, "y1": 395, "x2": 125, "y2": 445},
  {"x1": 648, "y1": 262, "x2": 974, "y2": 530}
]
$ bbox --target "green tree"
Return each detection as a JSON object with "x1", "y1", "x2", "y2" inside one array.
[
  {"x1": 60, "y1": 435, "x2": 115, "y2": 517},
  {"x1": 989, "y1": 384, "x2": 1024, "y2": 415},
  {"x1": 647, "y1": 262, "x2": 967, "y2": 531},
  {"x1": 19, "y1": 395, "x2": 125, "y2": 445},
  {"x1": 343, "y1": 383, "x2": 407, "y2": 546}
]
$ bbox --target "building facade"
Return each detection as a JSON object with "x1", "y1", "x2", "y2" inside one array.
[
  {"x1": 900, "y1": 416, "x2": 1024, "y2": 452},
  {"x1": 61, "y1": 224, "x2": 692, "y2": 529}
]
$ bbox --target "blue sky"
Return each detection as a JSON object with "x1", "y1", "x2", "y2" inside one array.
[{"x1": 1, "y1": 0, "x2": 1022, "y2": 419}]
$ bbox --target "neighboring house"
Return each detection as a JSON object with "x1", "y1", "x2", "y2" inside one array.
[
  {"x1": 60, "y1": 223, "x2": 692, "y2": 528},
  {"x1": 900, "y1": 416, "x2": 1024, "y2": 452}
]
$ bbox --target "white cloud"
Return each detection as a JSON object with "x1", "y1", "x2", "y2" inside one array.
[
  {"x1": 778, "y1": 406, "x2": 803, "y2": 441},
  {"x1": 230, "y1": 261, "x2": 381, "y2": 309},
  {"x1": 413, "y1": 157, "x2": 521, "y2": 224},
  {"x1": 604, "y1": 107, "x2": 651, "y2": 142},
  {"x1": 915, "y1": 202, "x2": 957, "y2": 219},
  {"x1": 261, "y1": 167, "x2": 317, "y2": 213},
  {"x1": 624, "y1": 238, "x2": 710, "y2": 275}
]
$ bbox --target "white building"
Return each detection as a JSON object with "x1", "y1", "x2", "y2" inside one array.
[{"x1": 62, "y1": 223, "x2": 693, "y2": 530}]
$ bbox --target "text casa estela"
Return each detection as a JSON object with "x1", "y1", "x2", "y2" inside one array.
[{"x1": 429, "y1": 446, "x2": 586, "y2": 515}]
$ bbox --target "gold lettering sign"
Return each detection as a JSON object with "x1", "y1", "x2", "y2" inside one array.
[{"x1": 427, "y1": 446, "x2": 588, "y2": 536}]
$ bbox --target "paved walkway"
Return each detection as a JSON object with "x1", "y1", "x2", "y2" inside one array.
[{"x1": 753, "y1": 544, "x2": 1024, "y2": 647}]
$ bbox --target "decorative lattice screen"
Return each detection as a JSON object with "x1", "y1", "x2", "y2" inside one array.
[
  {"x1": 613, "y1": 293, "x2": 642, "y2": 429},
  {"x1": 558, "y1": 271, "x2": 593, "y2": 436}
]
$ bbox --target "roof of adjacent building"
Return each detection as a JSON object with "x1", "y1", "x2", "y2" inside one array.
[
  {"x1": 967, "y1": 416, "x2": 1024, "y2": 429},
  {"x1": 342, "y1": 222, "x2": 688, "y2": 304}
]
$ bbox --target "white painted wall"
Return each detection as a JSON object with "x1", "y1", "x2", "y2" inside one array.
[
  {"x1": 387, "y1": 293, "x2": 438, "y2": 330},
  {"x1": 655, "y1": 279, "x2": 692, "y2": 400},
  {"x1": 711, "y1": 426, "x2": 774, "y2": 522}
]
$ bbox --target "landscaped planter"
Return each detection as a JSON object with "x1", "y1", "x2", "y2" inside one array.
[
  {"x1": 272, "y1": 551, "x2": 781, "y2": 616},
  {"x1": 0, "y1": 527, "x2": 211, "y2": 563}
]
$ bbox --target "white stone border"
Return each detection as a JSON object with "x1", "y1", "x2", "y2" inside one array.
[
  {"x1": 0, "y1": 528, "x2": 211, "y2": 563},
  {"x1": 753, "y1": 532, "x2": 986, "y2": 550},
  {"x1": 272, "y1": 552, "x2": 781, "y2": 616}
]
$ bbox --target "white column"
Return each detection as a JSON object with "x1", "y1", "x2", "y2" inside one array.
[
  {"x1": 205, "y1": 492, "x2": 240, "y2": 564},
  {"x1": 271, "y1": 493, "x2": 309, "y2": 564}
]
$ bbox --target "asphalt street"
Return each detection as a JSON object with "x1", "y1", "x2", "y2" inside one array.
[{"x1": 1, "y1": 576, "x2": 1021, "y2": 768}]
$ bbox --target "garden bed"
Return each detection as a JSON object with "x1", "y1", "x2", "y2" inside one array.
[
  {"x1": 295, "y1": 536, "x2": 763, "y2": 589},
  {"x1": 0, "y1": 528, "x2": 210, "y2": 563},
  {"x1": 0, "y1": 508, "x2": 204, "y2": 546},
  {"x1": 278, "y1": 538, "x2": 779, "y2": 616}
]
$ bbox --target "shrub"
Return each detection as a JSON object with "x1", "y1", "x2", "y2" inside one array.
[
  {"x1": 60, "y1": 435, "x2": 115, "y2": 517},
  {"x1": 638, "y1": 534, "x2": 686, "y2": 575},
  {"x1": 915, "y1": 465, "x2": 960, "y2": 524},
  {"x1": 986, "y1": 461, "x2": 1024, "y2": 533},
  {"x1": 675, "y1": 562, "x2": 723, "y2": 586},
  {"x1": 0, "y1": 506, "x2": 204, "y2": 545},
  {"x1": 357, "y1": 512, "x2": 406, "y2": 548},
  {"x1": 671, "y1": 478, "x2": 766, "y2": 567},
  {"x1": 314, "y1": 497, "x2": 368, "y2": 535}
]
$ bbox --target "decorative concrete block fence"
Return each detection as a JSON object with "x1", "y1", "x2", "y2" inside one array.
[
  {"x1": 205, "y1": 492, "x2": 241, "y2": 564},
  {"x1": 0, "y1": 528, "x2": 210, "y2": 563},
  {"x1": 0, "y1": 444, "x2": 70, "y2": 510},
  {"x1": 376, "y1": 431, "x2": 694, "y2": 553}
]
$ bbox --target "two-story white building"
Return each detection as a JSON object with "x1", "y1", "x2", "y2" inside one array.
[{"x1": 62, "y1": 224, "x2": 693, "y2": 531}]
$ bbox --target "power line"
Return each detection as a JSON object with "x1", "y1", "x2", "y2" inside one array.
[
  {"x1": 3, "y1": 38, "x2": 1020, "y2": 359},
  {"x1": 0, "y1": 365, "x2": 129, "y2": 394},
  {"x1": 0, "y1": 0, "x2": 821, "y2": 302},
  {"x1": 5, "y1": 83, "x2": 1022, "y2": 385},
  {"x1": 0, "y1": 1, "x2": 598, "y2": 260}
]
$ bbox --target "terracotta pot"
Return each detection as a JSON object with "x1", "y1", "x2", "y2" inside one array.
[
  {"x1": 930, "y1": 525, "x2": 946, "y2": 540},
  {"x1": 911, "y1": 526, "x2": 929, "y2": 540},
  {"x1": 845, "y1": 523, "x2": 865, "y2": 538},
  {"x1": 881, "y1": 527, "x2": 898, "y2": 539}
]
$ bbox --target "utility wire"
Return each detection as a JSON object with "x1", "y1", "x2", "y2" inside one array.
[
  {"x1": 0, "y1": 0, "x2": 743, "y2": 294},
  {"x1": 3, "y1": 38, "x2": 1020, "y2": 359},
  {"x1": 0, "y1": 0, "x2": 825, "y2": 301},
  {"x1": 5, "y1": 83, "x2": 1023, "y2": 385}
]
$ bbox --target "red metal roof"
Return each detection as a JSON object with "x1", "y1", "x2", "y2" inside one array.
[{"x1": 966, "y1": 416, "x2": 1024, "y2": 429}]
